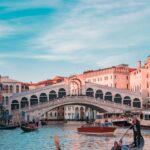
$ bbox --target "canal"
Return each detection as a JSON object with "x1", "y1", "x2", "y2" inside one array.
[{"x1": 0, "y1": 124, "x2": 150, "y2": 150}]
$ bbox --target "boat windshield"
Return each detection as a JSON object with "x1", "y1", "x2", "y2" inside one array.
[{"x1": 101, "y1": 122, "x2": 113, "y2": 127}]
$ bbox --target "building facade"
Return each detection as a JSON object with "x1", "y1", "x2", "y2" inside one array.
[{"x1": 2, "y1": 55, "x2": 150, "y2": 121}]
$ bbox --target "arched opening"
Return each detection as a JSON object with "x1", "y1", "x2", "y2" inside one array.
[
  {"x1": 39, "y1": 93, "x2": 48, "y2": 103},
  {"x1": 105, "y1": 92, "x2": 112, "y2": 101},
  {"x1": 58, "y1": 88, "x2": 66, "y2": 98},
  {"x1": 75, "y1": 107, "x2": 79, "y2": 120},
  {"x1": 133, "y1": 98, "x2": 141, "y2": 108},
  {"x1": 5, "y1": 85, "x2": 9, "y2": 93},
  {"x1": 49, "y1": 90, "x2": 57, "y2": 100},
  {"x1": 16, "y1": 85, "x2": 19, "y2": 93},
  {"x1": 10, "y1": 85, "x2": 13, "y2": 93},
  {"x1": 30, "y1": 95, "x2": 38, "y2": 106},
  {"x1": 95, "y1": 89, "x2": 103, "y2": 99},
  {"x1": 123, "y1": 96, "x2": 131, "y2": 106},
  {"x1": 80, "y1": 107, "x2": 84, "y2": 120},
  {"x1": 114, "y1": 94, "x2": 122, "y2": 104},
  {"x1": 11, "y1": 100, "x2": 19, "y2": 110},
  {"x1": 86, "y1": 88, "x2": 94, "y2": 97},
  {"x1": 6, "y1": 96, "x2": 9, "y2": 105},
  {"x1": 21, "y1": 97, "x2": 28, "y2": 108}
]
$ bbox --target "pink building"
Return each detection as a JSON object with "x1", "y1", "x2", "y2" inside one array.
[{"x1": 130, "y1": 56, "x2": 150, "y2": 105}]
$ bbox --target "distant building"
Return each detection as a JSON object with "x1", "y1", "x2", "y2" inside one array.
[{"x1": 2, "y1": 55, "x2": 150, "y2": 121}]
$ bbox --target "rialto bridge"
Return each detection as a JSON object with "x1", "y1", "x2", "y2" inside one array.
[{"x1": 7, "y1": 81, "x2": 142, "y2": 121}]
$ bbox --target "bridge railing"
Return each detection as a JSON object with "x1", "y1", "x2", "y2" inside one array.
[
  {"x1": 85, "y1": 82, "x2": 141, "y2": 97},
  {"x1": 16, "y1": 96, "x2": 140, "y2": 113},
  {"x1": 12, "y1": 82, "x2": 66, "y2": 98}
]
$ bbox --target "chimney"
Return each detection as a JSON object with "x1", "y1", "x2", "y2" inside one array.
[{"x1": 138, "y1": 61, "x2": 142, "y2": 68}]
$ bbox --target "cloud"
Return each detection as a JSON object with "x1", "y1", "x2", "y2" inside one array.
[
  {"x1": 29, "y1": 0, "x2": 150, "y2": 64},
  {"x1": 0, "y1": 0, "x2": 61, "y2": 12},
  {"x1": 1, "y1": 0, "x2": 150, "y2": 69},
  {"x1": 0, "y1": 21, "x2": 15, "y2": 37}
]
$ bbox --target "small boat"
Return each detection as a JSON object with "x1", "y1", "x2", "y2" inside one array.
[
  {"x1": 20, "y1": 124, "x2": 38, "y2": 132},
  {"x1": 41, "y1": 120, "x2": 48, "y2": 126},
  {"x1": 0, "y1": 125, "x2": 17, "y2": 130},
  {"x1": 112, "y1": 136, "x2": 144, "y2": 150},
  {"x1": 77, "y1": 122, "x2": 116, "y2": 135}
]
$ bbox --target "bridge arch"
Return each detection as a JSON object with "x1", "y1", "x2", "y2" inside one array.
[
  {"x1": 39, "y1": 93, "x2": 48, "y2": 103},
  {"x1": 105, "y1": 92, "x2": 112, "y2": 101},
  {"x1": 11, "y1": 100, "x2": 19, "y2": 110},
  {"x1": 30, "y1": 95, "x2": 38, "y2": 106},
  {"x1": 114, "y1": 94, "x2": 122, "y2": 104},
  {"x1": 133, "y1": 98, "x2": 141, "y2": 108},
  {"x1": 123, "y1": 96, "x2": 131, "y2": 106},
  {"x1": 21, "y1": 97, "x2": 28, "y2": 108},
  {"x1": 86, "y1": 88, "x2": 94, "y2": 97},
  {"x1": 58, "y1": 88, "x2": 66, "y2": 98},
  {"x1": 49, "y1": 90, "x2": 57, "y2": 100},
  {"x1": 95, "y1": 89, "x2": 103, "y2": 99}
]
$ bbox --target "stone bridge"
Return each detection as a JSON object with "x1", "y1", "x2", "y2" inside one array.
[
  {"x1": 19, "y1": 96, "x2": 141, "y2": 119},
  {"x1": 7, "y1": 82, "x2": 142, "y2": 121}
]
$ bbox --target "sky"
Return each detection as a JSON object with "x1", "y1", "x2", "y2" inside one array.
[{"x1": 0, "y1": 0, "x2": 150, "y2": 82}]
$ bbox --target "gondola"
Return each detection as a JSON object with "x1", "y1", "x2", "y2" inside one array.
[
  {"x1": 0, "y1": 125, "x2": 17, "y2": 130},
  {"x1": 20, "y1": 124, "x2": 38, "y2": 132},
  {"x1": 111, "y1": 136, "x2": 144, "y2": 150},
  {"x1": 41, "y1": 120, "x2": 48, "y2": 126}
]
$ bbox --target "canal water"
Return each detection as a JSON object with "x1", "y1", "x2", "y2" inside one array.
[{"x1": 0, "y1": 124, "x2": 150, "y2": 150}]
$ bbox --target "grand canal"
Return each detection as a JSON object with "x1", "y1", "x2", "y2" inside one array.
[{"x1": 0, "y1": 124, "x2": 150, "y2": 150}]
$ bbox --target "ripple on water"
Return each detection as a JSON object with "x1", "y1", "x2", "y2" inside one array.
[{"x1": 0, "y1": 125, "x2": 150, "y2": 150}]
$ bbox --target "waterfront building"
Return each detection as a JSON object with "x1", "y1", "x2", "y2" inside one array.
[
  {"x1": 130, "y1": 56, "x2": 150, "y2": 107},
  {"x1": 3, "y1": 55, "x2": 150, "y2": 122},
  {"x1": 0, "y1": 76, "x2": 29, "y2": 107}
]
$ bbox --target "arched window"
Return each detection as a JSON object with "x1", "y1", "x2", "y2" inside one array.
[
  {"x1": 5, "y1": 85, "x2": 9, "y2": 93},
  {"x1": 114, "y1": 94, "x2": 122, "y2": 104},
  {"x1": 30, "y1": 95, "x2": 38, "y2": 106},
  {"x1": 123, "y1": 96, "x2": 131, "y2": 106},
  {"x1": 49, "y1": 90, "x2": 57, "y2": 100},
  {"x1": 16, "y1": 85, "x2": 19, "y2": 93},
  {"x1": 10, "y1": 85, "x2": 13, "y2": 93},
  {"x1": 105, "y1": 92, "x2": 112, "y2": 101},
  {"x1": 39, "y1": 93, "x2": 48, "y2": 103},
  {"x1": 6, "y1": 96, "x2": 9, "y2": 105},
  {"x1": 133, "y1": 98, "x2": 141, "y2": 108},
  {"x1": 86, "y1": 88, "x2": 94, "y2": 97},
  {"x1": 11, "y1": 100, "x2": 19, "y2": 110},
  {"x1": 95, "y1": 89, "x2": 103, "y2": 99},
  {"x1": 21, "y1": 97, "x2": 28, "y2": 108},
  {"x1": 58, "y1": 88, "x2": 66, "y2": 98}
]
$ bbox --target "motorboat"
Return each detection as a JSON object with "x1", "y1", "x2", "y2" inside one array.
[
  {"x1": 77, "y1": 122, "x2": 116, "y2": 135},
  {"x1": 138, "y1": 111, "x2": 150, "y2": 130},
  {"x1": 112, "y1": 119, "x2": 131, "y2": 127}
]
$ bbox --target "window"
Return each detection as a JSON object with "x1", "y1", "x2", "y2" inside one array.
[
  {"x1": 104, "y1": 76, "x2": 108, "y2": 80},
  {"x1": 126, "y1": 76, "x2": 128, "y2": 80},
  {"x1": 127, "y1": 84, "x2": 129, "y2": 89},
  {"x1": 147, "y1": 82, "x2": 149, "y2": 88},
  {"x1": 147, "y1": 74, "x2": 149, "y2": 78}
]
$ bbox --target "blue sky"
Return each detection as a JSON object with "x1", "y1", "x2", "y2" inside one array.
[{"x1": 0, "y1": 0, "x2": 150, "y2": 82}]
